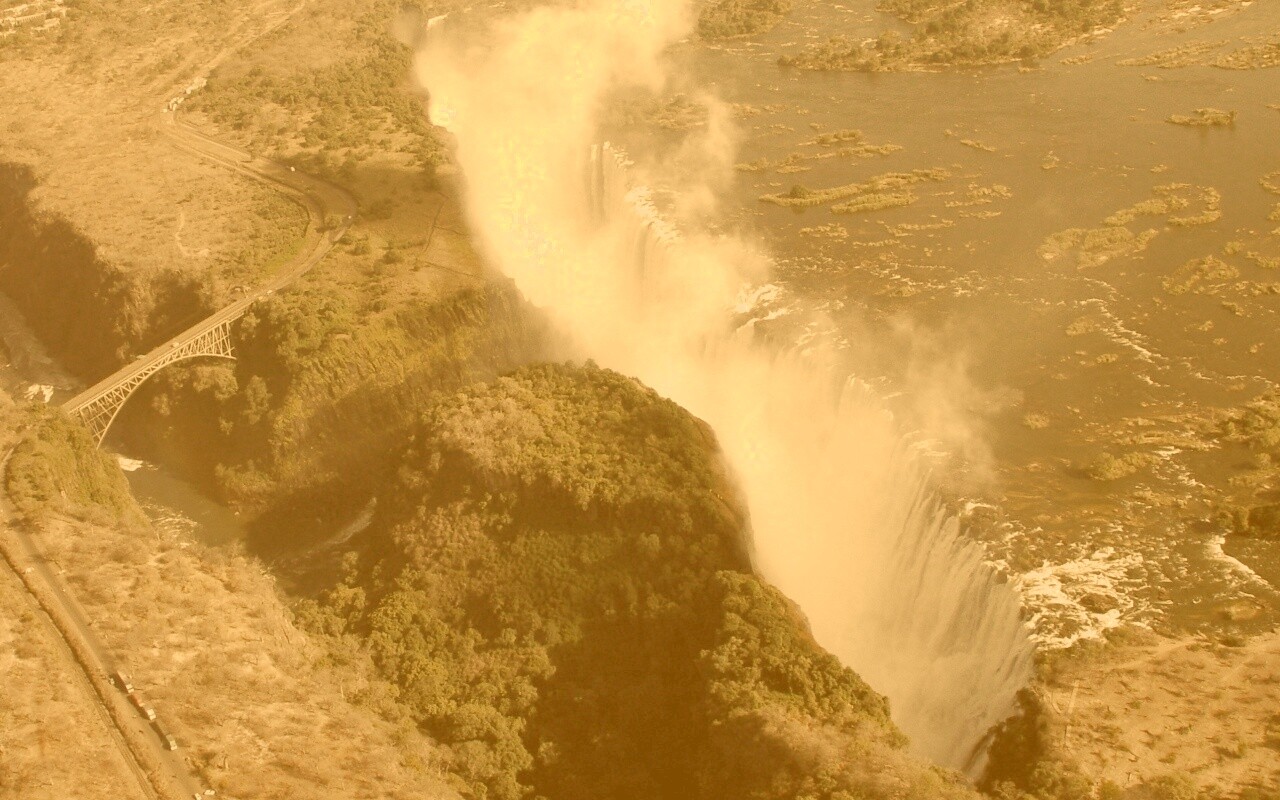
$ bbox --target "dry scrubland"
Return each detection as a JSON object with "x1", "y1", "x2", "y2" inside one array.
[
  {"x1": 3, "y1": 407, "x2": 460, "y2": 800},
  {"x1": 0, "y1": 394, "x2": 142, "y2": 800},
  {"x1": 0, "y1": 0, "x2": 309, "y2": 289},
  {"x1": 0, "y1": 357, "x2": 988, "y2": 800},
  {"x1": 0, "y1": 565, "x2": 141, "y2": 799},
  {"x1": 2, "y1": 17, "x2": 507, "y2": 796},
  {"x1": 166, "y1": 0, "x2": 492, "y2": 348},
  {"x1": 0, "y1": 0, "x2": 473, "y2": 381},
  {"x1": 30, "y1": 515, "x2": 460, "y2": 799},
  {"x1": 180, "y1": 0, "x2": 451, "y2": 229}
]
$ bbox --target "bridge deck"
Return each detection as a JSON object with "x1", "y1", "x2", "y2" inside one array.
[{"x1": 63, "y1": 297, "x2": 253, "y2": 416}]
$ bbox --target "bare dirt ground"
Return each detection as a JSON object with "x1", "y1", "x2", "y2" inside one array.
[{"x1": 1044, "y1": 629, "x2": 1280, "y2": 794}]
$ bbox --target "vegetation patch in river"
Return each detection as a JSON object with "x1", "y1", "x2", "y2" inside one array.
[
  {"x1": 1041, "y1": 183, "x2": 1224, "y2": 269},
  {"x1": 1166, "y1": 107, "x2": 1237, "y2": 127},
  {"x1": 777, "y1": 0, "x2": 1124, "y2": 71},
  {"x1": 697, "y1": 0, "x2": 792, "y2": 39},
  {"x1": 831, "y1": 190, "x2": 917, "y2": 214},
  {"x1": 1162, "y1": 255, "x2": 1240, "y2": 296},
  {"x1": 735, "y1": 130, "x2": 904, "y2": 175},
  {"x1": 1212, "y1": 37, "x2": 1280, "y2": 70},
  {"x1": 1267, "y1": 171, "x2": 1280, "y2": 234},
  {"x1": 759, "y1": 167, "x2": 950, "y2": 209},
  {"x1": 959, "y1": 137, "x2": 997, "y2": 152},
  {"x1": 944, "y1": 182, "x2": 1013, "y2": 208},
  {"x1": 1040, "y1": 225, "x2": 1159, "y2": 270}
]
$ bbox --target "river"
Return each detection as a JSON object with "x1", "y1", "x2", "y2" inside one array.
[
  {"x1": 635, "y1": 0, "x2": 1280, "y2": 637},
  {"x1": 1, "y1": 0, "x2": 1276, "y2": 773}
]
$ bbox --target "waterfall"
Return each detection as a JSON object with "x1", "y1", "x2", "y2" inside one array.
[
  {"x1": 418, "y1": 5, "x2": 1035, "y2": 772},
  {"x1": 584, "y1": 143, "x2": 1036, "y2": 773}
]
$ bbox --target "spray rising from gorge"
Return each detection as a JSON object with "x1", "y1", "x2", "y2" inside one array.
[{"x1": 417, "y1": 0, "x2": 1035, "y2": 772}]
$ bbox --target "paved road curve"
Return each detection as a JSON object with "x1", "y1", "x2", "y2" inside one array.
[{"x1": 19, "y1": 117, "x2": 356, "y2": 795}]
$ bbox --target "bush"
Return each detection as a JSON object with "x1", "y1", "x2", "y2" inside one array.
[
  {"x1": 4, "y1": 409, "x2": 141, "y2": 525},
  {"x1": 300, "y1": 362, "x2": 970, "y2": 800},
  {"x1": 1086, "y1": 451, "x2": 1152, "y2": 481},
  {"x1": 698, "y1": 0, "x2": 793, "y2": 39}
]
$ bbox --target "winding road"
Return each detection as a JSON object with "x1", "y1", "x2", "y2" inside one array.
[
  {"x1": 63, "y1": 113, "x2": 357, "y2": 442},
  {"x1": 4, "y1": 118, "x2": 355, "y2": 800}
]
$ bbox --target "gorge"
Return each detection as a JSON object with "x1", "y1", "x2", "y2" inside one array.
[{"x1": 421, "y1": 0, "x2": 1034, "y2": 772}]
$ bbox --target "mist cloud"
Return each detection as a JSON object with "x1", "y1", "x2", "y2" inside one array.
[{"x1": 413, "y1": 0, "x2": 1032, "y2": 772}]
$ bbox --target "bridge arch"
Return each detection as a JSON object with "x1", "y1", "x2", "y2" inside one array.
[{"x1": 64, "y1": 317, "x2": 236, "y2": 445}]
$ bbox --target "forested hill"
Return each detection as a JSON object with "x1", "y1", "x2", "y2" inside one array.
[{"x1": 299, "y1": 362, "x2": 980, "y2": 800}]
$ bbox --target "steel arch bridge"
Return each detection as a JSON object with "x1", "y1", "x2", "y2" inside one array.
[{"x1": 63, "y1": 308, "x2": 244, "y2": 445}]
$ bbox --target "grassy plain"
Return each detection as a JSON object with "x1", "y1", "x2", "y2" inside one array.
[{"x1": 0, "y1": 1, "x2": 309, "y2": 288}]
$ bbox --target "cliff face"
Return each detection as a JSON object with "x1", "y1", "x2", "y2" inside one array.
[
  {"x1": 0, "y1": 163, "x2": 211, "y2": 380},
  {"x1": 1, "y1": 163, "x2": 980, "y2": 798},
  {"x1": 300, "y1": 362, "x2": 980, "y2": 800},
  {"x1": 112, "y1": 275, "x2": 554, "y2": 550},
  {"x1": 3, "y1": 405, "x2": 142, "y2": 526}
]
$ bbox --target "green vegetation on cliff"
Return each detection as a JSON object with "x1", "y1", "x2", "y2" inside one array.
[
  {"x1": 298, "y1": 362, "x2": 978, "y2": 800},
  {"x1": 982, "y1": 690, "x2": 1095, "y2": 800},
  {"x1": 4, "y1": 409, "x2": 140, "y2": 525},
  {"x1": 115, "y1": 276, "x2": 548, "y2": 546}
]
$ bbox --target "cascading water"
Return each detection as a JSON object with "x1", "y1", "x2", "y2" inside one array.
[
  {"x1": 419, "y1": 1, "x2": 1034, "y2": 774},
  {"x1": 587, "y1": 144, "x2": 1035, "y2": 772}
]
